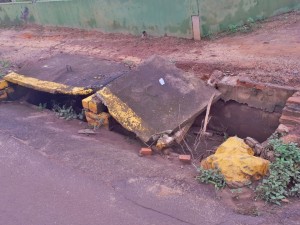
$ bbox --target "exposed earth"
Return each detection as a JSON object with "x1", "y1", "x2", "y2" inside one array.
[
  {"x1": 0, "y1": 11, "x2": 300, "y2": 87},
  {"x1": 0, "y1": 11, "x2": 300, "y2": 225}
]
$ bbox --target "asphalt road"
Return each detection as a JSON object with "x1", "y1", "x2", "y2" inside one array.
[{"x1": 0, "y1": 102, "x2": 297, "y2": 225}]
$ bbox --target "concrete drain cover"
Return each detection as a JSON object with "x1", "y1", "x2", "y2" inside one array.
[
  {"x1": 4, "y1": 53, "x2": 129, "y2": 95},
  {"x1": 98, "y1": 56, "x2": 221, "y2": 143}
]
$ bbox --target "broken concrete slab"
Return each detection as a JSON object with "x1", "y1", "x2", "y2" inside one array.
[
  {"x1": 4, "y1": 54, "x2": 129, "y2": 95},
  {"x1": 97, "y1": 56, "x2": 221, "y2": 143}
]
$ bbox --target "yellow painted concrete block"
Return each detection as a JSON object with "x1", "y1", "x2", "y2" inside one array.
[
  {"x1": 85, "y1": 111, "x2": 110, "y2": 128},
  {"x1": 82, "y1": 95, "x2": 93, "y2": 109},
  {"x1": 0, "y1": 80, "x2": 8, "y2": 90},
  {"x1": 82, "y1": 94, "x2": 105, "y2": 114},
  {"x1": 88, "y1": 96, "x2": 104, "y2": 114},
  {"x1": 98, "y1": 87, "x2": 150, "y2": 140},
  {"x1": 4, "y1": 72, "x2": 93, "y2": 95},
  {"x1": 201, "y1": 137, "x2": 270, "y2": 186}
]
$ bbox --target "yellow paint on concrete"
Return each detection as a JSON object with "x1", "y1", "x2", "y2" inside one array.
[
  {"x1": 98, "y1": 87, "x2": 152, "y2": 142},
  {"x1": 85, "y1": 111, "x2": 110, "y2": 128},
  {"x1": 82, "y1": 94, "x2": 105, "y2": 114},
  {"x1": 201, "y1": 137, "x2": 270, "y2": 186},
  {"x1": 88, "y1": 98, "x2": 101, "y2": 114},
  {"x1": 4, "y1": 72, "x2": 93, "y2": 95},
  {"x1": 82, "y1": 95, "x2": 93, "y2": 109},
  {"x1": 0, "y1": 80, "x2": 8, "y2": 90}
]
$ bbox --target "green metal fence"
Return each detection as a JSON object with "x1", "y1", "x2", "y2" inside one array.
[{"x1": 0, "y1": 0, "x2": 299, "y2": 38}]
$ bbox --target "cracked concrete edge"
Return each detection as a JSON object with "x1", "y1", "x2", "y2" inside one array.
[
  {"x1": 217, "y1": 77, "x2": 298, "y2": 112},
  {"x1": 4, "y1": 72, "x2": 94, "y2": 95}
]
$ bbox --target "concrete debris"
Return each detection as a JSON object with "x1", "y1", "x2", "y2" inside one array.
[
  {"x1": 155, "y1": 120, "x2": 194, "y2": 151},
  {"x1": 207, "y1": 70, "x2": 224, "y2": 87},
  {"x1": 244, "y1": 137, "x2": 264, "y2": 156},
  {"x1": 156, "y1": 134, "x2": 175, "y2": 151},
  {"x1": 97, "y1": 55, "x2": 221, "y2": 143},
  {"x1": 244, "y1": 137, "x2": 259, "y2": 148},
  {"x1": 78, "y1": 129, "x2": 97, "y2": 135},
  {"x1": 276, "y1": 124, "x2": 290, "y2": 134},
  {"x1": 201, "y1": 137, "x2": 270, "y2": 187},
  {"x1": 0, "y1": 80, "x2": 14, "y2": 101}
]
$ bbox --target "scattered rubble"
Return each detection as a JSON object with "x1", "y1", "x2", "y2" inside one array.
[
  {"x1": 78, "y1": 129, "x2": 97, "y2": 135},
  {"x1": 244, "y1": 137, "x2": 264, "y2": 156}
]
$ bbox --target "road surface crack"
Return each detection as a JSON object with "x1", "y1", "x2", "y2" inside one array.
[{"x1": 124, "y1": 196, "x2": 197, "y2": 225}]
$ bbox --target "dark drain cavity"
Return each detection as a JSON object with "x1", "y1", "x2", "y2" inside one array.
[
  {"x1": 11, "y1": 85, "x2": 137, "y2": 138},
  {"x1": 25, "y1": 89, "x2": 87, "y2": 115},
  {"x1": 194, "y1": 100, "x2": 281, "y2": 143}
]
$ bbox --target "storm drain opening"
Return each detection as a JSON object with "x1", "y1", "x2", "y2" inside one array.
[
  {"x1": 1, "y1": 55, "x2": 299, "y2": 162},
  {"x1": 162, "y1": 78, "x2": 298, "y2": 160},
  {"x1": 8, "y1": 84, "x2": 137, "y2": 138}
]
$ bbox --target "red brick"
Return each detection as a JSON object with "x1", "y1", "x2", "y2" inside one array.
[
  {"x1": 179, "y1": 155, "x2": 192, "y2": 163},
  {"x1": 139, "y1": 148, "x2": 152, "y2": 156},
  {"x1": 287, "y1": 97, "x2": 300, "y2": 105},
  {"x1": 280, "y1": 115, "x2": 300, "y2": 126},
  {"x1": 237, "y1": 79, "x2": 266, "y2": 90},
  {"x1": 282, "y1": 108, "x2": 300, "y2": 118}
]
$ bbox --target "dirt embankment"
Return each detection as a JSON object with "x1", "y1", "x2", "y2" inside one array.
[{"x1": 0, "y1": 11, "x2": 300, "y2": 87}]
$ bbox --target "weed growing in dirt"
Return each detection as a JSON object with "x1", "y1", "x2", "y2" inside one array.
[
  {"x1": 256, "y1": 138, "x2": 300, "y2": 205},
  {"x1": 197, "y1": 167, "x2": 226, "y2": 190},
  {"x1": 38, "y1": 103, "x2": 47, "y2": 111},
  {"x1": 52, "y1": 104, "x2": 84, "y2": 121},
  {"x1": 227, "y1": 17, "x2": 256, "y2": 34}
]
